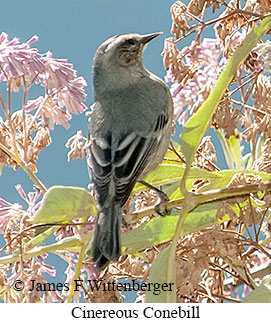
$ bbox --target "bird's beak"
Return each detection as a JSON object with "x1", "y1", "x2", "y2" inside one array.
[{"x1": 140, "y1": 32, "x2": 163, "y2": 45}]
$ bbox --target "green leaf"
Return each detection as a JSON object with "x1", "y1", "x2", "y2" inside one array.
[
  {"x1": 32, "y1": 186, "x2": 97, "y2": 223},
  {"x1": 0, "y1": 236, "x2": 83, "y2": 265},
  {"x1": 199, "y1": 169, "x2": 271, "y2": 192},
  {"x1": 242, "y1": 276, "x2": 271, "y2": 303},
  {"x1": 228, "y1": 135, "x2": 245, "y2": 169},
  {"x1": 216, "y1": 130, "x2": 234, "y2": 169},
  {"x1": 182, "y1": 201, "x2": 219, "y2": 233},
  {"x1": 146, "y1": 244, "x2": 176, "y2": 302},
  {"x1": 133, "y1": 163, "x2": 220, "y2": 195},
  {"x1": 134, "y1": 164, "x2": 271, "y2": 202},
  {"x1": 180, "y1": 16, "x2": 271, "y2": 183},
  {"x1": 122, "y1": 201, "x2": 218, "y2": 254},
  {"x1": 133, "y1": 163, "x2": 185, "y2": 193},
  {"x1": 122, "y1": 215, "x2": 177, "y2": 254},
  {"x1": 27, "y1": 225, "x2": 59, "y2": 248},
  {"x1": 35, "y1": 224, "x2": 54, "y2": 235}
]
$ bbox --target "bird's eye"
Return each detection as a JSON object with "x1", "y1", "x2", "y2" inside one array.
[{"x1": 127, "y1": 39, "x2": 136, "y2": 46}]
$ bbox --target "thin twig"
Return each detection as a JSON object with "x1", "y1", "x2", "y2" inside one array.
[
  {"x1": 0, "y1": 221, "x2": 95, "y2": 255},
  {"x1": 22, "y1": 76, "x2": 29, "y2": 161},
  {"x1": 7, "y1": 81, "x2": 12, "y2": 117},
  {"x1": 233, "y1": 99, "x2": 271, "y2": 118},
  {"x1": 0, "y1": 142, "x2": 47, "y2": 192},
  {"x1": 211, "y1": 293, "x2": 241, "y2": 303},
  {"x1": 169, "y1": 141, "x2": 186, "y2": 163}
]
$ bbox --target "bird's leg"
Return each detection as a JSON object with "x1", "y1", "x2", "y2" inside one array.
[
  {"x1": 139, "y1": 180, "x2": 170, "y2": 216},
  {"x1": 139, "y1": 180, "x2": 168, "y2": 201},
  {"x1": 121, "y1": 208, "x2": 130, "y2": 225}
]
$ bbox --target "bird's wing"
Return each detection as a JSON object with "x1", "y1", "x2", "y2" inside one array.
[{"x1": 88, "y1": 113, "x2": 169, "y2": 207}]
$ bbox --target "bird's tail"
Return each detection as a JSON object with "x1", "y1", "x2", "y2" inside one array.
[{"x1": 92, "y1": 202, "x2": 121, "y2": 270}]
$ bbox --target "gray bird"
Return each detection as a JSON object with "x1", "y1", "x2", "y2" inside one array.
[{"x1": 87, "y1": 32, "x2": 173, "y2": 270}]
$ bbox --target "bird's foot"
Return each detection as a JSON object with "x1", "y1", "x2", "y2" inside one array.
[
  {"x1": 139, "y1": 180, "x2": 171, "y2": 216},
  {"x1": 154, "y1": 192, "x2": 171, "y2": 216}
]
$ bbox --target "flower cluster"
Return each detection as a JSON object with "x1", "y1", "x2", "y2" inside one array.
[
  {"x1": 0, "y1": 185, "x2": 60, "y2": 302},
  {"x1": 0, "y1": 32, "x2": 87, "y2": 122},
  {"x1": 0, "y1": 32, "x2": 87, "y2": 172},
  {"x1": 0, "y1": 32, "x2": 90, "y2": 302},
  {"x1": 163, "y1": 37, "x2": 223, "y2": 124}
]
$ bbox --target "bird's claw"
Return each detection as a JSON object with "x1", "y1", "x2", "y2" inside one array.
[{"x1": 154, "y1": 191, "x2": 171, "y2": 216}]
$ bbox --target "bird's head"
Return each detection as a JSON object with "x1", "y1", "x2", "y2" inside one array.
[{"x1": 93, "y1": 32, "x2": 162, "y2": 71}]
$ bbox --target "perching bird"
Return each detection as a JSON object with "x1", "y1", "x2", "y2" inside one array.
[{"x1": 86, "y1": 32, "x2": 173, "y2": 270}]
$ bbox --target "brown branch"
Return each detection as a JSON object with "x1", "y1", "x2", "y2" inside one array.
[
  {"x1": 0, "y1": 221, "x2": 95, "y2": 255},
  {"x1": 128, "y1": 181, "x2": 271, "y2": 223}
]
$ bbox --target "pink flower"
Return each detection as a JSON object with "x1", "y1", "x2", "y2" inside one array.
[
  {"x1": 0, "y1": 185, "x2": 42, "y2": 233},
  {"x1": 0, "y1": 198, "x2": 22, "y2": 233},
  {"x1": 25, "y1": 96, "x2": 44, "y2": 112},
  {"x1": 0, "y1": 32, "x2": 87, "y2": 129},
  {"x1": 0, "y1": 32, "x2": 44, "y2": 81},
  {"x1": 42, "y1": 51, "x2": 76, "y2": 88},
  {"x1": 165, "y1": 38, "x2": 224, "y2": 123},
  {"x1": 186, "y1": 38, "x2": 222, "y2": 66},
  {"x1": 15, "y1": 184, "x2": 41, "y2": 214},
  {"x1": 26, "y1": 95, "x2": 72, "y2": 129},
  {"x1": 39, "y1": 101, "x2": 72, "y2": 130},
  {"x1": 56, "y1": 77, "x2": 87, "y2": 114},
  {"x1": 255, "y1": 41, "x2": 271, "y2": 73},
  {"x1": 40, "y1": 51, "x2": 87, "y2": 114}
]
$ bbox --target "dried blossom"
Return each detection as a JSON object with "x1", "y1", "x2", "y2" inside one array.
[
  {"x1": 212, "y1": 93, "x2": 241, "y2": 138},
  {"x1": 246, "y1": 74, "x2": 271, "y2": 144},
  {"x1": 193, "y1": 136, "x2": 217, "y2": 171},
  {"x1": 253, "y1": 138, "x2": 271, "y2": 173},
  {"x1": 0, "y1": 110, "x2": 52, "y2": 172},
  {"x1": 216, "y1": 172, "x2": 264, "y2": 225},
  {"x1": 228, "y1": 172, "x2": 262, "y2": 187},
  {"x1": 175, "y1": 226, "x2": 246, "y2": 302},
  {"x1": 65, "y1": 130, "x2": 87, "y2": 161},
  {"x1": 134, "y1": 190, "x2": 159, "y2": 212},
  {"x1": 255, "y1": 41, "x2": 271, "y2": 73},
  {"x1": 188, "y1": 0, "x2": 223, "y2": 16},
  {"x1": 0, "y1": 117, "x2": 12, "y2": 165},
  {"x1": 170, "y1": 1, "x2": 190, "y2": 39},
  {"x1": 244, "y1": 0, "x2": 271, "y2": 17},
  {"x1": 0, "y1": 185, "x2": 72, "y2": 302},
  {"x1": 214, "y1": 0, "x2": 251, "y2": 43},
  {"x1": 86, "y1": 271, "x2": 122, "y2": 303},
  {"x1": 163, "y1": 37, "x2": 223, "y2": 123}
]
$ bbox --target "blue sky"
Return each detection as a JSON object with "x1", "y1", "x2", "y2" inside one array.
[{"x1": 0, "y1": 0, "x2": 177, "y2": 203}]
